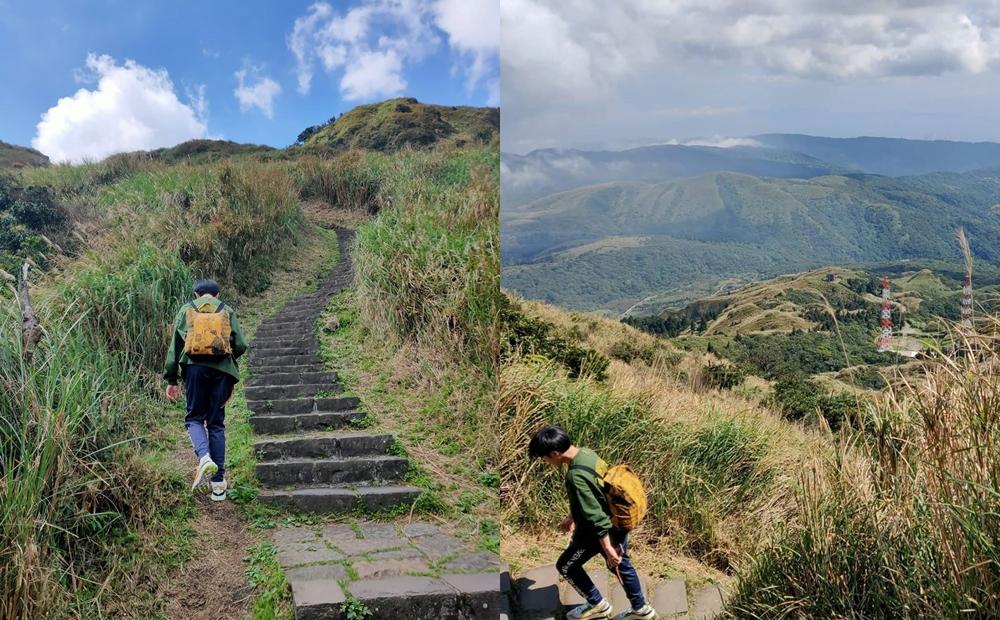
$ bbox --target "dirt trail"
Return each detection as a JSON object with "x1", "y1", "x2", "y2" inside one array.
[{"x1": 161, "y1": 444, "x2": 256, "y2": 620}]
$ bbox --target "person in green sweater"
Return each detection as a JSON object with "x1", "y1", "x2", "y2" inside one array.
[
  {"x1": 529, "y1": 426, "x2": 656, "y2": 620},
  {"x1": 163, "y1": 279, "x2": 248, "y2": 500}
]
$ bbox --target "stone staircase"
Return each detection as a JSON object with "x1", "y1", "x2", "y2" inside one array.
[
  {"x1": 247, "y1": 227, "x2": 422, "y2": 513},
  {"x1": 246, "y1": 227, "x2": 502, "y2": 619},
  {"x1": 503, "y1": 564, "x2": 727, "y2": 619}
]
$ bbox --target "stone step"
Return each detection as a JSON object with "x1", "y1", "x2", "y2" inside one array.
[
  {"x1": 247, "y1": 395, "x2": 361, "y2": 416},
  {"x1": 251, "y1": 334, "x2": 317, "y2": 351},
  {"x1": 251, "y1": 344, "x2": 317, "y2": 355},
  {"x1": 256, "y1": 455, "x2": 408, "y2": 486},
  {"x1": 248, "y1": 365, "x2": 328, "y2": 378},
  {"x1": 254, "y1": 431, "x2": 393, "y2": 461},
  {"x1": 250, "y1": 353, "x2": 322, "y2": 367},
  {"x1": 512, "y1": 564, "x2": 724, "y2": 619},
  {"x1": 255, "y1": 326, "x2": 316, "y2": 338},
  {"x1": 244, "y1": 383, "x2": 340, "y2": 401},
  {"x1": 273, "y1": 309, "x2": 324, "y2": 320},
  {"x1": 247, "y1": 371, "x2": 337, "y2": 387},
  {"x1": 258, "y1": 485, "x2": 422, "y2": 513},
  {"x1": 249, "y1": 411, "x2": 365, "y2": 435}
]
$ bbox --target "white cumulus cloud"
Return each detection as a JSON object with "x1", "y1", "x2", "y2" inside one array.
[
  {"x1": 32, "y1": 53, "x2": 207, "y2": 164},
  {"x1": 234, "y1": 65, "x2": 282, "y2": 118},
  {"x1": 288, "y1": 0, "x2": 498, "y2": 102}
]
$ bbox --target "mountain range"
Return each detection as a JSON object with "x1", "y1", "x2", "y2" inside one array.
[{"x1": 501, "y1": 135, "x2": 1000, "y2": 314}]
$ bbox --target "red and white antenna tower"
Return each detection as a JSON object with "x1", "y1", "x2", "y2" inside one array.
[{"x1": 877, "y1": 275, "x2": 893, "y2": 352}]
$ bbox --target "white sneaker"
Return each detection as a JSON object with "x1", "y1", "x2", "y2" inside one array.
[
  {"x1": 192, "y1": 454, "x2": 218, "y2": 490},
  {"x1": 613, "y1": 604, "x2": 657, "y2": 619},
  {"x1": 210, "y1": 478, "x2": 227, "y2": 502},
  {"x1": 568, "y1": 599, "x2": 613, "y2": 620}
]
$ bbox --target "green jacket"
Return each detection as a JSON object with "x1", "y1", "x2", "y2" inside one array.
[
  {"x1": 163, "y1": 295, "x2": 248, "y2": 385},
  {"x1": 565, "y1": 447, "x2": 613, "y2": 541}
]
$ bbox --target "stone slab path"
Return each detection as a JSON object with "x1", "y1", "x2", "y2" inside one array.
[
  {"x1": 248, "y1": 227, "x2": 500, "y2": 618},
  {"x1": 248, "y1": 227, "x2": 421, "y2": 513},
  {"x1": 273, "y1": 521, "x2": 500, "y2": 620},
  {"x1": 503, "y1": 563, "x2": 726, "y2": 619}
]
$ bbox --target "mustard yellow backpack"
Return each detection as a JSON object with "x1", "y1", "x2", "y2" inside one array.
[
  {"x1": 571, "y1": 462, "x2": 649, "y2": 531},
  {"x1": 183, "y1": 301, "x2": 233, "y2": 357}
]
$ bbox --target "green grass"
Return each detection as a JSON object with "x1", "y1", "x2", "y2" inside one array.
[{"x1": 245, "y1": 541, "x2": 293, "y2": 620}]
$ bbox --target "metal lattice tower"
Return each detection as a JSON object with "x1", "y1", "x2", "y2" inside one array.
[{"x1": 877, "y1": 275, "x2": 893, "y2": 352}]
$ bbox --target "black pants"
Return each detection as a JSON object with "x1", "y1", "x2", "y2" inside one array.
[
  {"x1": 182, "y1": 365, "x2": 234, "y2": 482},
  {"x1": 557, "y1": 527, "x2": 646, "y2": 610}
]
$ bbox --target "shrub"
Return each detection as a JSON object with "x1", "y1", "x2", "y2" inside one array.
[{"x1": 702, "y1": 362, "x2": 745, "y2": 390}]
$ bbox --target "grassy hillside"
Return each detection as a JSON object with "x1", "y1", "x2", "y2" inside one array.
[
  {"x1": 147, "y1": 139, "x2": 276, "y2": 164},
  {"x1": 0, "y1": 140, "x2": 50, "y2": 169},
  {"x1": 754, "y1": 133, "x2": 1000, "y2": 176},
  {"x1": 502, "y1": 169, "x2": 1000, "y2": 312},
  {"x1": 498, "y1": 293, "x2": 1000, "y2": 616},
  {"x1": 0, "y1": 109, "x2": 500, "y2": 617},
  {"x1": 299, "y1": 97, "x2": 499, "y2": 152}
]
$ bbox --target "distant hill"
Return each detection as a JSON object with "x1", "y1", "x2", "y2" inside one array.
[
  {"x1": 0, "y1": 141, "x2": 50, "y2": 169},
  {"x1": 501, "y1": 169, "x2": 1000, "y2": 313},
  {"x1": 752, "y1": 134, "x2": 1000, "y2": 176},
  {"x1": 299, "y1": 97, "x2": 499, "y2": 152},
  {"x1": 501, "y1": 144, "x2": 846, "y2": 208},
  {"x1": 147, "y1": 139, "x2": 275, "y2": 164}
]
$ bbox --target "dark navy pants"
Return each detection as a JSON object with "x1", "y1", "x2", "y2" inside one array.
[
  {"x1": 557, "y1": 527, "x2": 646, "y2": 610},
  {"x1": 182, "y1": 364, "x2": 235, "y2": 483}
]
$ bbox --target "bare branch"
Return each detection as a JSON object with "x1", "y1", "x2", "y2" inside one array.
[{"x1": 18, "y1": 263, "x2": 43, "y2": 360}]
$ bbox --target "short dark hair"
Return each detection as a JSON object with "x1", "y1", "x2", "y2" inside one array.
[
  {"x1": 193, "y1": 279, "x2": 220, "y2": 296},
  {"x1": 528, "y1": 426, "x2": 572, "y2": 458}
]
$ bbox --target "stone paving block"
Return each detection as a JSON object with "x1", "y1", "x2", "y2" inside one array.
[
  {"x1": 411, "y1": 532, "x2": 470, "y2": 561},
  {"x1": 348, "y1": 576, "x2": 460, "y2": 618},
  {"x1": 325, "y1": 523, "x2": 408, "y2": 555},
  {"x1": 608, "y1": 571, "x2": 650, "y2": 615},
  {"x1": 403, "y1": 522, "x2": 440, "y2": 538},
  {"x1": 359, "y1": 522, "x2": 400, "y2": 541},
  {"x1": 442, "y1": 573, "x2": 502, "y2": 620},
  {"x1": 365, "y1": 546, "x2": 427, "y2": 561},
  {"x1": 559, "y1": 567, "x2": 609, "y2": 608},
  {"x1": 272, "y1": 526, "x2": 319, "y2": 546},
  {"x1": 652, "y1": 578, "x2": 689, "y2": 617},
  {"x1": 515, "y1": 565, "x2": 561, "y2": 613},
  {"x1": 276, "y1": 541, "x2": 344, "y2": 568},
  {"x1": 691, "y1": 584, "x2": 724, "y2": 619},
  {"x1": 352, "y1": 557, "x2": 432, "y2": 579},
  {"x1": 443, "y1": 550, "x2": 501, "y2": 573}
]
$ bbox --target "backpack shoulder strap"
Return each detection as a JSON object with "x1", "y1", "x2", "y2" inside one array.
[
  {"x1": 215, "y1": 301, "x2": 226, "y2": 313},
  {"x1": 569, "y1": 464, "x2": 598, "y2": 476}
]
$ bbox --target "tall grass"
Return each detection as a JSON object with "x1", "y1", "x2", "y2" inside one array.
[
  {"x1": 0, "y1": 261, "x2": 184, "y2": 617},
  {"x1": 730, "y1": 322, "x2": 1000, "y2": 617},
  {"x1": 287, "y1": 152, "x2": 388, "y2": 215},
  {"x1": 2, "y1": 156, "x2": 307, "y2": 617},
  {"x1": 352, "y1": 147, "x2": 500, "y2": 374}
]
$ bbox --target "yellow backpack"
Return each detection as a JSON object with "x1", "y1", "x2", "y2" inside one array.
[
  {"x1": 183, "y1": 301, "x2": 233, "y2": 357},
  {"x1": 603, "y1": 465, "x2": 648, "y2": 531},
  {"x1": 571, "y1": 462, "x2": 649, "y2": 531}
]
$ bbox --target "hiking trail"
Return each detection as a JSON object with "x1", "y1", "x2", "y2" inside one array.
[
  {"x1": 503, "y1": 563, "x2": 728, "y2": 619},
  {"x1": 247, "y1": 227, "x2": 500, "y2": 619}
]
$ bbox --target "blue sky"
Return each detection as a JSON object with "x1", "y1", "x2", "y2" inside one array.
[{"x1": 0, "y1": 0, "x2": 498, "y2": 162}]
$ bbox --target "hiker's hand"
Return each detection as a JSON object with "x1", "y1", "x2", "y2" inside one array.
[
  {"x1": 604, "y1": 546, "x2": 622, "y2": 569},
  {"x1": 559, "y1": 516, "x2": 575, "y2": 533},
  {"x1": 165, "y1": 385, "x2": 180, "y2": 402}
]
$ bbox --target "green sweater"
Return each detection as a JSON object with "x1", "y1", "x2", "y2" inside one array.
[
  {"x1": 565, "y1": 447, "x2": 613, "y2": 541},
  {"x1": 162, "y1": 295, "x2": 248, "y2": 385}
]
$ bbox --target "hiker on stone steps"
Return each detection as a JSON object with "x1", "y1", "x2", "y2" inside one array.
[
  {"x1": 163, "y1": 279, "x2": 248, "y2": 502},
  {"x1": 529, "y1": 426, "x2": 656, "y2": 620}
]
